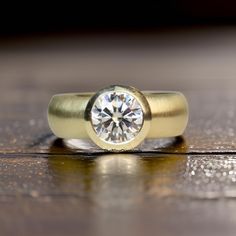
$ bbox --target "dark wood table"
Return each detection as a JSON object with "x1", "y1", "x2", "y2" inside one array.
[{"x1": 1, "y1": 28, "x2": 236, "y2": 236}]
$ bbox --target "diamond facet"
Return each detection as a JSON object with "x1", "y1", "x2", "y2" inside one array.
[{"x1": 91, "y1": 91, "x2": 144, "y2": 144}]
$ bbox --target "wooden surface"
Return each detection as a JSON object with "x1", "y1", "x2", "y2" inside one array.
[{"x1": 1, "y1": 28, "x2": 236, "y2": 236}]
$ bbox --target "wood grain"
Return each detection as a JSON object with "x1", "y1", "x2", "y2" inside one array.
[{"x1": 1, "y1": 153, "x2": 236, "y2": 236}]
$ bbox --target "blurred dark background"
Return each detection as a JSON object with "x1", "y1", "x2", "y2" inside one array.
[
  {"x1": 2, "y1": 1, "x2": 236, "y2": 37},
  {"x1": 1, "y1": 1, "x2": 236, "y2": 93}
]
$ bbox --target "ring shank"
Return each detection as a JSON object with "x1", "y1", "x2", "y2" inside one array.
[{"x1": 48, "y1": 91, "x2": 188, "y2": 139}]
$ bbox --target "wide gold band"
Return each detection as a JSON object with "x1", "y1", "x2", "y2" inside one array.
[{"x1": 48, "y1": 91, "x2": 188, "y2": 140}]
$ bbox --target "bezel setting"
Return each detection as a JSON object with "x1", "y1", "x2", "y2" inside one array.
[{"x1": 85, "y1": 85, "x2": 151, "y2": 151}]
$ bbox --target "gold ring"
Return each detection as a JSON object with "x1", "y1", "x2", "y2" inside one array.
[{"x1": 48, "y1": 85, "x2": 188, "y2": 151}]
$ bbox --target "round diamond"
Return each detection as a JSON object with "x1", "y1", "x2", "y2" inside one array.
[{"x1": 91, "y1": 91, "x2": 144, "y2": 144}]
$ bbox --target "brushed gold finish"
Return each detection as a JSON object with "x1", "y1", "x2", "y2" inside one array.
[
  {"x1": 48, "y1": 85, "x2": 188, "y2": 151},
  {"x1": 145, "y1": 92, "x2": 188, "y2": 138}
]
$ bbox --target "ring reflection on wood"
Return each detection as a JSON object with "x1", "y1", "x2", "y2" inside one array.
[{"x1": 47, "y1": 153, "x2": 187, "y2": 208}]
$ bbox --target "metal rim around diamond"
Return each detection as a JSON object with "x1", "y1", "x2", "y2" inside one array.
[{"x1": 85, "y1": 85, "x2": 151, "y2": 151}]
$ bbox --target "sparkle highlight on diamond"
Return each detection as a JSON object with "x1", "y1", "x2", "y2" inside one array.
[{"x1": 91, "y1": 91, "x2": 144, "y2": 144}]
